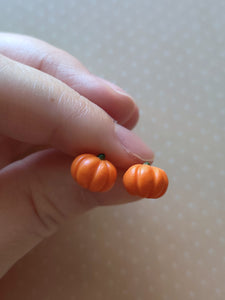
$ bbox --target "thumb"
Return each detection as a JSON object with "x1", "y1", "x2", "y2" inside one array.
[{"x1": 0, "y1": 149, "x2": 95, "y2": 277}]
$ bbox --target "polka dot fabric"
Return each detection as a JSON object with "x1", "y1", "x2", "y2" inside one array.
[{"x1": 0, "y1": 0, "x2": 224, "y2": 299}]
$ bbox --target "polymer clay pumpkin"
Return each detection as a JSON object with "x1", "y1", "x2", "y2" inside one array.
[
  {"x1": 71, "y1": 154, "x2": 117, "y2": 192},
  {"x1": 123, "y1": 162, "x2": 168, "y2": 198}
]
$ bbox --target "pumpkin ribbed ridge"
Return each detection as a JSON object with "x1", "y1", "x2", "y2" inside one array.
[{"x1": 89, "y1": 162, "x2": 107, "y2": 192}]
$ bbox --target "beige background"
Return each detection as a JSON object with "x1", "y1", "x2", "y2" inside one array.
[{"x1": 0, "y1": 0, "x2": 225, "y2": 299}]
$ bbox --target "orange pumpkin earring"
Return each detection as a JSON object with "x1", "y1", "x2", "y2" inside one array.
[
  {"x1": 123, "y1": 162, "x2": 168, "y2": 199},
  {"x1": 71, "y1": 153, "x2": 117, "y2": 192}
]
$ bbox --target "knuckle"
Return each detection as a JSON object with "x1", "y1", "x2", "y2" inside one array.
[
  {"x1": 26, "y1": 174, "x2": 66, "y2": 239},
  {"x1": 47, "y1": 91, "x2": 91, "y2": 145}
]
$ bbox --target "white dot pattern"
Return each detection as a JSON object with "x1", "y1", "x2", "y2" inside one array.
[{"x1": 0, "y1": 0, "x2": 225, "y2": 299}]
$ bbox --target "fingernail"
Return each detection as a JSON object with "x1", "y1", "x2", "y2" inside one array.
[
  {"x1": 115, "y1": 123, "x2": 154, "y2": 163},
  {"x1": 98, "y1": 77, "x2": 133, "y2": 98}
]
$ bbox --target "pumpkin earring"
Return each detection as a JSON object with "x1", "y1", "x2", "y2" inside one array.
[
  {"x1": 123, "y1": 162, "x2": 168, "y2": 199},
  {"x1": 71, "y1": 153, "x2": 117, "y2": 192}
]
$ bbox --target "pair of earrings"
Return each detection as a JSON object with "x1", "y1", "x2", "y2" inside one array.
[{"x1": 71, "y1": 153, "x2": 168, "y2": 199}]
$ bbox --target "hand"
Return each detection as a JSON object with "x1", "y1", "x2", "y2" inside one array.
[{"x1": 0, "y1": 33, "x2": 154, "y2": 277}]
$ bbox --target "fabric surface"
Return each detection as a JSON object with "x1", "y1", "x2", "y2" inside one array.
[{"x1": 0, "y1": 0, "x2": 224, "y2": 299}]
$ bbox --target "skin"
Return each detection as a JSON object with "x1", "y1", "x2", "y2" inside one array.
[{"x1": 0, "y1": 33, "x2": 154, "y2": 278}]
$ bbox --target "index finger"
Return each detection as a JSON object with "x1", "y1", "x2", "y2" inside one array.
[{"x1": 0, "y1": 32, "x2": 139, "y2": 129}]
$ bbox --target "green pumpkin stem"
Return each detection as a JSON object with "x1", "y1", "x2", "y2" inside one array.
[
  {"x1": 143, "y1": 161, "x2": 151, "y2": 165},
  {"x1": 98, "y1": 153, "x2": 105, "y2": 160}
]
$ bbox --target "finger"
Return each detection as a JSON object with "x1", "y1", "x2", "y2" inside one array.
[
  {"x1": 0, "y1": 32, "x2": 138, "y2": 128},
  {"x1": 0, "y1": 149, "x2": 139, "y2": 277},
  {"x1": 0, "y1": 54, "x2": 154, "y2": 169},
  {"x1": 0, "y1": 104, "x2": 138, "y2": 169},
  {"x1": 122, "y1": 105, "x2": 139, "y2": 129}
]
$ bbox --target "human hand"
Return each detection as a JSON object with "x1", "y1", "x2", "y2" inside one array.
[{"x1": 0, "y1": 33, "x2": 154, "y2": 277}]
